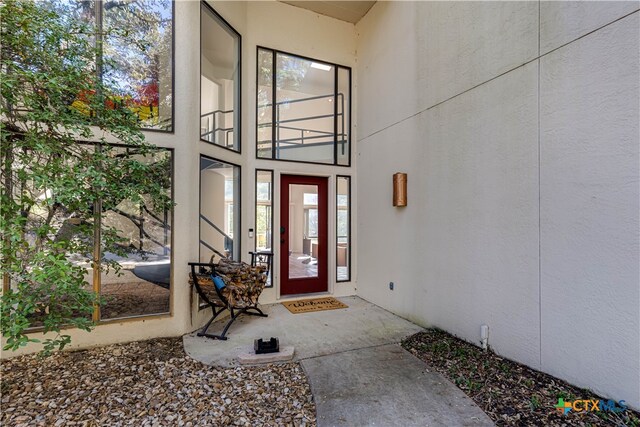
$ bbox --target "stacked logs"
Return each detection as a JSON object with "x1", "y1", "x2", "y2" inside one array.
[
  {"x1": 216, "y1": 258, "x2": 268, "y2": 307},
  {"x1": 190, "y1": 259, "x2": 268, "y2": 308}
]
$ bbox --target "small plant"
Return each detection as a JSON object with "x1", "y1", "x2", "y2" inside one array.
[
  {"x1": 430, "y1": 340, "x2": 450, "y2": 356},
  {"x1": 499, "y1": 363, "x2": 512, "y2": 374},
  {"x1": 554, "y1": 390, "x2": 574, "y2": 401},
  {"x1": 453, "y1": 346, "x2": 469, "y2": 359},
  {"x1": 529, "y1": 395, "x2": 541, "y2": 410},
  {"x1": 454, "y1": 375, "x2": 482, "y2": 392}
]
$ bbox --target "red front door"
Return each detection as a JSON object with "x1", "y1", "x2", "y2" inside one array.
[{"x1": 280, "y1": 175, "x2": 328, "y2": 295}]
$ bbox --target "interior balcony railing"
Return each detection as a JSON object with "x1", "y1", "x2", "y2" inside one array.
[
  {"x1": 199, "y1": 213, "x2": 233, "y2": 261},
  {"x1": 257, "y1": 93, "x2": 347, "y2": 156},
  {"x1": 201, "y1": 109, "x2": 234, "y2": 148}
]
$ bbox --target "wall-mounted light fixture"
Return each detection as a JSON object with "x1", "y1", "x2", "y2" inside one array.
[{"x1": 393, "y1": 173, "x2": 407, "y2": 207}]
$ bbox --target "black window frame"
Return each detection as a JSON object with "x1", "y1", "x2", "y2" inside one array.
[
  {"x1": 98, "y1": 145, "x2": 175, "y2": 321},
  {"x1": 98, "y1": 0, "x2": 175, "y2": 133},
  {"x1": 255, "y1": 46, "x2": 352, "y2": 167},
  {"x1": 254, "y1": 168, "x2": 274, "y2": 288},
  {"x1": 198, "y1": 154, "x2": 242, "y2": 266},
  {"x1": 200, "y1": 2, "x2": 242, "y2": 153},
  {"x1": 21, "y1": 142, "x2": 176, "y2": 328},
  {"x1": 336, "y1": 175, "x2": 351, "y2": 283}
]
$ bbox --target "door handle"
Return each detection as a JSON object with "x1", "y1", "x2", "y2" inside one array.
[{"x1": 281, "y1": 238, "x2": 285, "y2": 244}]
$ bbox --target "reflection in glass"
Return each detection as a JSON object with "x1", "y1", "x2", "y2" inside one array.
[
  {"x1": 255, "y1": 170, "x2": 273, "y2": 286},
  {"x1": 100, "y1": 149, "x2": 172, "y2": 320},
  {"x1": 43, "y1": 1, "x2": 96, "y2": 28},
  {"x1": 275, "y1": 54, "x2": 334, "y2": 163},
  {"x1": 255, "y1": 171, "x2": 273, "y2": 252},
  {"x1": 201, "y1": 4, "x2": 240, "y2": 150},
  {"x1": 257, "y1": 49, "x2": 273, "y2": 158},
  {"x1": 42, "y1": 1, "x2": 97, "y2": 118},
  {"x1": 289, "y1": 184, "x2": 319, "y2": 279},
  {"x1": 257, "y1": 49, "x2": 351, "y2": 165},
  {"x1": 337, "y1": 176, "x2": 350, "y2": 281},
  {"x1": 199, "y1": 157, "x2": 240, "y2": 262},
  {"x1": 39, "y1": 1, "x2": 173, "y2": 130},
  {"x1": 103, "y1": 0, "x2": 173, "y2": 131},
  {"x1": 21, "y1": 147, "x2": 96, "y2": 328},
  {"x1": 337, "y1": 67, "x2": 351, "y2": 166}
]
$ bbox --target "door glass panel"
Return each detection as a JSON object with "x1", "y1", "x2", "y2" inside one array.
[{"x1": 289, "y1": 184, "x2": 319, "y2": 279}]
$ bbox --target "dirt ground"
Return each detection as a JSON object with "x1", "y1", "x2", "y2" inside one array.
[
  {"x1": 403, "y1": 330, "x2": 639, "y2": 427},
  {"x1": 100, "y1": 280, "x2": 170, "y2": 319}
]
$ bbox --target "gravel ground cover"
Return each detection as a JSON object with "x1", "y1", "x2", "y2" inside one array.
[
  {"x1": 403, "y1": 330, "x2": 640, "y2": 427},
  {"x1": 1, "y1": 338, "x2": 316, "y2": 427}
]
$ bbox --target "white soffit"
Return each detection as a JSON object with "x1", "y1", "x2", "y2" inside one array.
[{"x1": 279, "y1": 1, "x2": 377, "y2": 24}]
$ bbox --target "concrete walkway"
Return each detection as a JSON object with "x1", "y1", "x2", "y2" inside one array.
[
  {"x1": 183, "y1": 296, "x2": 493, "y2": 426},
  {"x1": 303, "y1": 344, "x2": 493, "y2": 426}
]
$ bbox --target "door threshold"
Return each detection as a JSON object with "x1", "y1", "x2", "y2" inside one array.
[{"x1": 278, "y1": 291, "x2": 332, "y2": 302}]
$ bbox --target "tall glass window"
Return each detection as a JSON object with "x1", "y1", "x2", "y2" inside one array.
[
  {"x1": 44, "y1": 0, "x2": 174, "y2": 131},
  {"x1": 100, "y1": 148, "x2": 173, "y2": 320},
  {"x1": 201, "y1": 3, "x2": 241, "y2": 151},
  {"x1": 336, "y1": 176, "x2": 351, "y2": 282},
  {"x1": 255, "y1": 170, "x2": 273, "y2": 286},
  {"x1": 103, "y1": 0, "x2": 174, "y2": 131},
  {"x1": 19, "y1": 146, "x2": 97, "y2": 328},
  {"x1": 199, "y1": 156, "x2": 240, "y2": 262},
  {"x1": 257, "y1": 49, "x2": 274, "y2": 158},
  {"x1": 255, "y1": 170, "x2": 273, "y2": 254},
  {"x1": 336, "y1": 67, "x2": 351, "y2": 166},
  {"x1": 257, "y1": 48, "x2": 351, "y2": 165},
  {"x1": 17, "y1": 144, "x2": 173, "y2": 327}
]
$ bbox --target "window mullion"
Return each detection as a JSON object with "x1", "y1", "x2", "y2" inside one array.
[
  {"x1": 92, "y1": 144, "x2": 102, "y2": 322},
  {"x1": 272, "y1": 50, "x2": 277, "y2": 159},
  {"x1": 333, "y1": 65, "x2": 338, "y2": 165}
]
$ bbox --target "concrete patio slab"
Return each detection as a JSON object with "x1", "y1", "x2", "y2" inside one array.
[
  {"x1": 183, "y1": 296, "x2": 424, "y2": 366},
  {"x1": 183, "y1": 296, "x2": 493, "y2": 426},
  {"x1": 302, "y1": 344, "x2": 494, "y2": 427}
]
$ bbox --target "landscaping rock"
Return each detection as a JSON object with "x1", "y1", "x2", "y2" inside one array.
[{"x1": 0, "y1": 338, "x2": 316, "y2": 426}]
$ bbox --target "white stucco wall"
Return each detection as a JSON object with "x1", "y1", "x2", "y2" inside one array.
[{"x1": 356, "y1": 1, "x2": 640, "y2": 409}]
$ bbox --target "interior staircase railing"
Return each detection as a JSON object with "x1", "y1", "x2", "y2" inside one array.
[
  {"x1": 201, "y1": 109, "x2": 234, "y2": 147},
  {"x1": 256, "y1": 92, "x2": 347, "y2": 154},
  {"x1": 199, "y1": 213, "x2": 233, "y2": 261}
]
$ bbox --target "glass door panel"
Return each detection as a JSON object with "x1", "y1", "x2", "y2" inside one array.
[{"x1": 288, "y1": 184, "x2": 319, "y2": 279}]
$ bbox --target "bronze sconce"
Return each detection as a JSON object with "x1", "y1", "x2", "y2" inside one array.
[{"x1": 393, "y1": 173, "x2": 407, "y2": 207}]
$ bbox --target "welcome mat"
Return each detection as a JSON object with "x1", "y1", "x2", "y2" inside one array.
[{"x1": 282, "y1": 297, "x2": 348, "y2": 314}]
